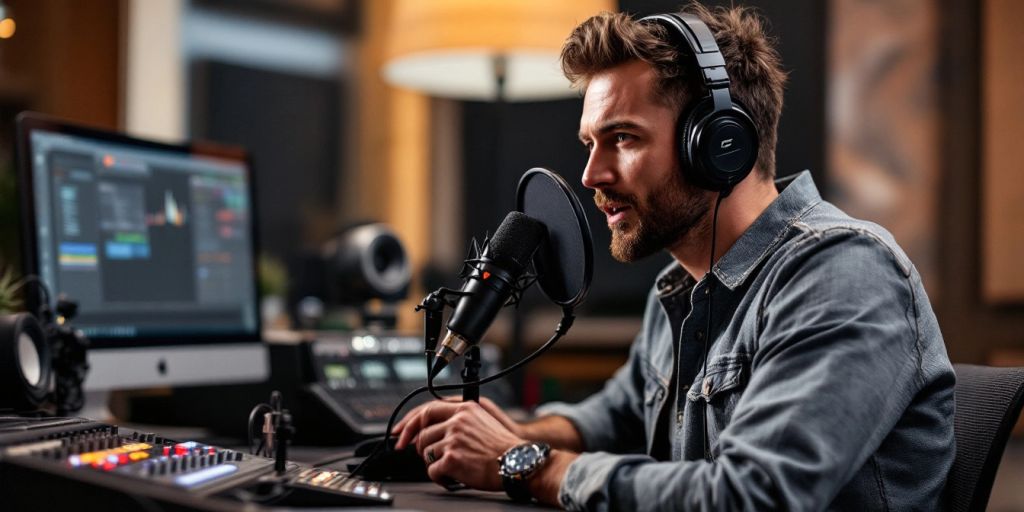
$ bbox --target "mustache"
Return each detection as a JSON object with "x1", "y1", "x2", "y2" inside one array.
[{"x1": 594, "y1": 189, "x2": 639, "y2": 210}]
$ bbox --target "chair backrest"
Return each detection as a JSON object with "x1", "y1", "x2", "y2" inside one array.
[{"x1": 947, "y1": 364, "x2": 1024, "y2": 512}]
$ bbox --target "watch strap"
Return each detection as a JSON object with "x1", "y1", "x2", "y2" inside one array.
[{"x1": 502, "y1": 474, "x2": 535, "y2": 502}]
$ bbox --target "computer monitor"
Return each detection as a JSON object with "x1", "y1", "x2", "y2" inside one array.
[{"x1": 15, "y1": 113, "x2": 268, "y2": 398}]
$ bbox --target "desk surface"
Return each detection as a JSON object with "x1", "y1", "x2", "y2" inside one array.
[
  {"x1": 379, "y1": 482, "x2": 549, "y2": 511},
  {"x1": 298, "y1": 448, "x2": 550, "y2": 511},
  {"x1": 100, "y1": 423, "x2": 549, "y2": 511}
]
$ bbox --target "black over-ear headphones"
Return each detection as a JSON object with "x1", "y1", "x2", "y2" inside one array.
[{"x1": 640, "y1": 13, "x2": 759, "y2": 193}]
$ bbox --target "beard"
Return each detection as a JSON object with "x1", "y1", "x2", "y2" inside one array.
[{"x1": 596, "y1": 170, "x2": 711, "y2": 263}]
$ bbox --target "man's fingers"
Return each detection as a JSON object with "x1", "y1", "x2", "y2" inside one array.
[
  {"x1": 395, "y1": 401, "x2": 463, "y2": 449},
  {"x1": 418, "y1": 401, "x2": 464, "y2": 425},
  {"x1": 422, "y1": 440, "x2": 442, "y2": 467},
  {"x1": 415, "y1": 420, "x2": 450, "y2": 456},
  {"x1": 395, "y1": 407, "x2": 430, "y2": 449},
  {"x1": 395, "y1": 420, "x2": 417, "y2": 450},
  {"x1": 393, "y1": 415, "x2": 408, "y2": 433},
  {"x1": 426, "y1": 449, "x2": 452, "y2": 484},
  {"x1": 392, "y1": 406, "x2": 422, "y2": 438},
  {"x1": 394, "y1": 401, "x2": 433, "y2": 433},
  {"x1": 477, "y1": 397, "x2": 503, "y2": 417}
]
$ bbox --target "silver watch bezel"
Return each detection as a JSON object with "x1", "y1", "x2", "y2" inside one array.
[{"x1": 497, "y1": 442, "x2": 551, "y2": 480}]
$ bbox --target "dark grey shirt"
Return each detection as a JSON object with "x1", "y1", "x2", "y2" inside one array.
[{"x1": 542, "y1": 171, "x2": 955, "y2": 511}]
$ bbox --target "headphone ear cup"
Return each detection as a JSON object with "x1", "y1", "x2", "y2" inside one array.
[
  {"x1": 685, "y1": 103, "x2": 760, "y2": 192},
  {"x1": 702, "y1": 105, "x2": 759, "y2": 191},
  {"x1": 678, "y1": 98, "x2": 715, "y2": 189},
  {"x1": 0, "y1": 313, "x2": 52, "y2": 411}
]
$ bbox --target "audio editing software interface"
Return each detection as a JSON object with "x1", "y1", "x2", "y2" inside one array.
[{"x1": 28, "y1": 131, "x2": 258, "y2": 339}]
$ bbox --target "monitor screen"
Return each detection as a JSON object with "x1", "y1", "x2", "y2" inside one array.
[{"x1": 16, "y1": 113, "x2": 267, "y2": 395}]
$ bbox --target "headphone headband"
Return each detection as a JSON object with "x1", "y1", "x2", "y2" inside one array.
[
  {"x1": 640, "y1": 13, "x2": 732, "y2": 111},
  {"x1": 638, "y1": 12, "x2": 760, "y2": 193}
]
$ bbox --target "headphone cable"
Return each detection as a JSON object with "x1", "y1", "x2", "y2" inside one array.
[{"x1": 702, "y1": 191, "x2": 726, "y2": 462}]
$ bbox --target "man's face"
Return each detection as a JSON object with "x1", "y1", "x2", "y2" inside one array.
[{"x1": 578, "y1": 60, "x2": 710, "y2": 262}]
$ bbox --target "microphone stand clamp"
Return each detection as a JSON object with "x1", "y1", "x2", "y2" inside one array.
[{"x1": 415, "y1": 287, "x2": 480, "y2": 402}]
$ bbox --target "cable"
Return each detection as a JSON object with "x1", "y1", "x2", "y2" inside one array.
[
  {"x1": 426, "y1": 363, "x2": 445, "y2": 401},
  {"x1": 247, "y1": 402, "x2": 274, "y2": 456},
  {"x1": 344, "y1": 308, "x2": 576, "y2": 477},
  {"x1": 15, "y1": 274, "x2": 52, "y2": 319},
  {"x1": 702, "y1": 192, "x2": 726, "y2": 462}
]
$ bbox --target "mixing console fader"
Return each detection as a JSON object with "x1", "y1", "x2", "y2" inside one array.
[{"x1": 0, "y1": 417, "x2": 392, "y2": 510}]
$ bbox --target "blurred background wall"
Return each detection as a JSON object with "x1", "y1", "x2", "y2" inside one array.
[{"x1": 0, "y1": 0, "x2": 1022, "y2": 396}]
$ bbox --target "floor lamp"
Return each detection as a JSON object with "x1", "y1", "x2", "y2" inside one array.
[{"x1": 381, "y1": 0, "x2": 613, "y2": 404}]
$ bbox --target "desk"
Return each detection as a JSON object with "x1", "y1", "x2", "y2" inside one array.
[
  {"x1": 373, "y1": 482, "x2": 549, "y2": 511},
  {"x1": 3, "y1": 421, "x2": 548, "y2": 512},
  {"x1": 296, "y1": 446, "x2": 550, "y2": 511}
]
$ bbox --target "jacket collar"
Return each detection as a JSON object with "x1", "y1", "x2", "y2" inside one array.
[{"x1": 655, "y1": 171, "x2": 822, "y2": 295}]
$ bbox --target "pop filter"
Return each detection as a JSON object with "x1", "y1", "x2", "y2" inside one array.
[{"x1": 516, "y1": 168, "x2": 593, "y2": 308}]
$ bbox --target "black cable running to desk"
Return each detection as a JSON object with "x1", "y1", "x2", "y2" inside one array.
[
  {"x1": 16, "y1": 274, "x2": 52, "y2": 318},
  {"x1": 247, "y1": 403, "x2": 274, "y2": 456},
  {"x1": 702, "y1": 192, "x2": 726, "y2": 462},
  {"x1": 333, "y1": 309, "x2": 576, "y2": 476},
  {"x1": 426, "y1": 360, "x2": 445, "y2": 402}
]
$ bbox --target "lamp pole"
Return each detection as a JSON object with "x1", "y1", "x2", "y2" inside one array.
[{"x1": 491, "y1": 52, "x2": 530, "y2": 406}]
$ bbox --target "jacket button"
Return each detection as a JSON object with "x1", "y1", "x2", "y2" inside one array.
[
  {"x1": 695, "y1": 330, "x2": 705, "y2": 341},
  {"x1": 703, "y1": 377, "x2": 713, "y2": 396}
]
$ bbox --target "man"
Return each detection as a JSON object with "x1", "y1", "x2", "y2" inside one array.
[{"x1": 393, "y1": 4, "x2": 955, "y2": 510}]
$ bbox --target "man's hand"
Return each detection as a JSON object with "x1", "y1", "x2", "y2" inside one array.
[
  {"x1": 392, "y1": 398, "x2": 524, "y2": 491},
  {"x1": 393, "y1": 396, "x2": 524, "y2": 444}
]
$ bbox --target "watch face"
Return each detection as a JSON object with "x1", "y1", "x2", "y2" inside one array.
[
  {"x1": 504, "y1": 445, "x2": 537, "y2": 475},
  {"x1": 502, "y1": 443, "x2": 549, "y2": 478}
]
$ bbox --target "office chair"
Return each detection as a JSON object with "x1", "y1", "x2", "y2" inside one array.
[{"x1": 946, "y1": 364, "x2": 1024, "y2": 512}]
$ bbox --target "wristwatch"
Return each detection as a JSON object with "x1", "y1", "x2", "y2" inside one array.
[{"x1": 497, "y1": 441, "x2": 551, "y2": 502}]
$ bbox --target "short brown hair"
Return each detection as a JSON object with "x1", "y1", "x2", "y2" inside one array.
[{"x1": 560, "y1": 3, "x2": 787, "y2": 179}]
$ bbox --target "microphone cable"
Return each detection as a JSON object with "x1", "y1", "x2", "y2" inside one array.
[
  {"x1": 342, "y1": 308, "x2": 576, "y2": 478},
  {"x1": 426, "y1": 357, "x2": 445, "y2": 401}
]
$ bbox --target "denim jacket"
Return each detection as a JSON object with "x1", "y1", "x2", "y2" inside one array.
[{"x1": 541, "y1": 171, "x2": 955, "y2": 511}]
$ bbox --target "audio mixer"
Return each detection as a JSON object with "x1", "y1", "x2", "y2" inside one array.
[{"x1": 0, "y1": 416, "x2": 392, "y2": 510}]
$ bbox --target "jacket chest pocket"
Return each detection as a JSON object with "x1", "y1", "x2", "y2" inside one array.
[
  {"x1": 686, "y1": 353, "x2": 750, "y2": 438},
  {"x1": 642, "y1": 362, "x2": 669, "y2": 433}
]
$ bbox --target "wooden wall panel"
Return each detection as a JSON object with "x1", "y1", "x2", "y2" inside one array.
[
  {"x1": 827, "y1": 0, "x2": 941, "y2": 297},
  {"x1": 0, "y1": 0, "x2": 121, "y2": 270},
  {"x1": 0, "y1": 0, "x2": 121, "y2": 129},
  {"x1": 353, "y1": 0, "x2": 431, "y2": 330},
  {"x1": 981, "y1": 0, "x2": 1024, "y2": 303}
]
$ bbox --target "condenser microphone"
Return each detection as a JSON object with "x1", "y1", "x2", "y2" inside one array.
[{"x1": 430, "y1": 211, "x2": 546, "y2": 379}]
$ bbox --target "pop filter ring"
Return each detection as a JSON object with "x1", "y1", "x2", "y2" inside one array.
[{"x1": 515, "y1": 168, "x2": 593, "y2": 308}]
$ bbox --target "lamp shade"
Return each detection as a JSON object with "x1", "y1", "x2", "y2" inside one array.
[{"x1": 383, "y1": 0, "x2": 613, "y2": 101}]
